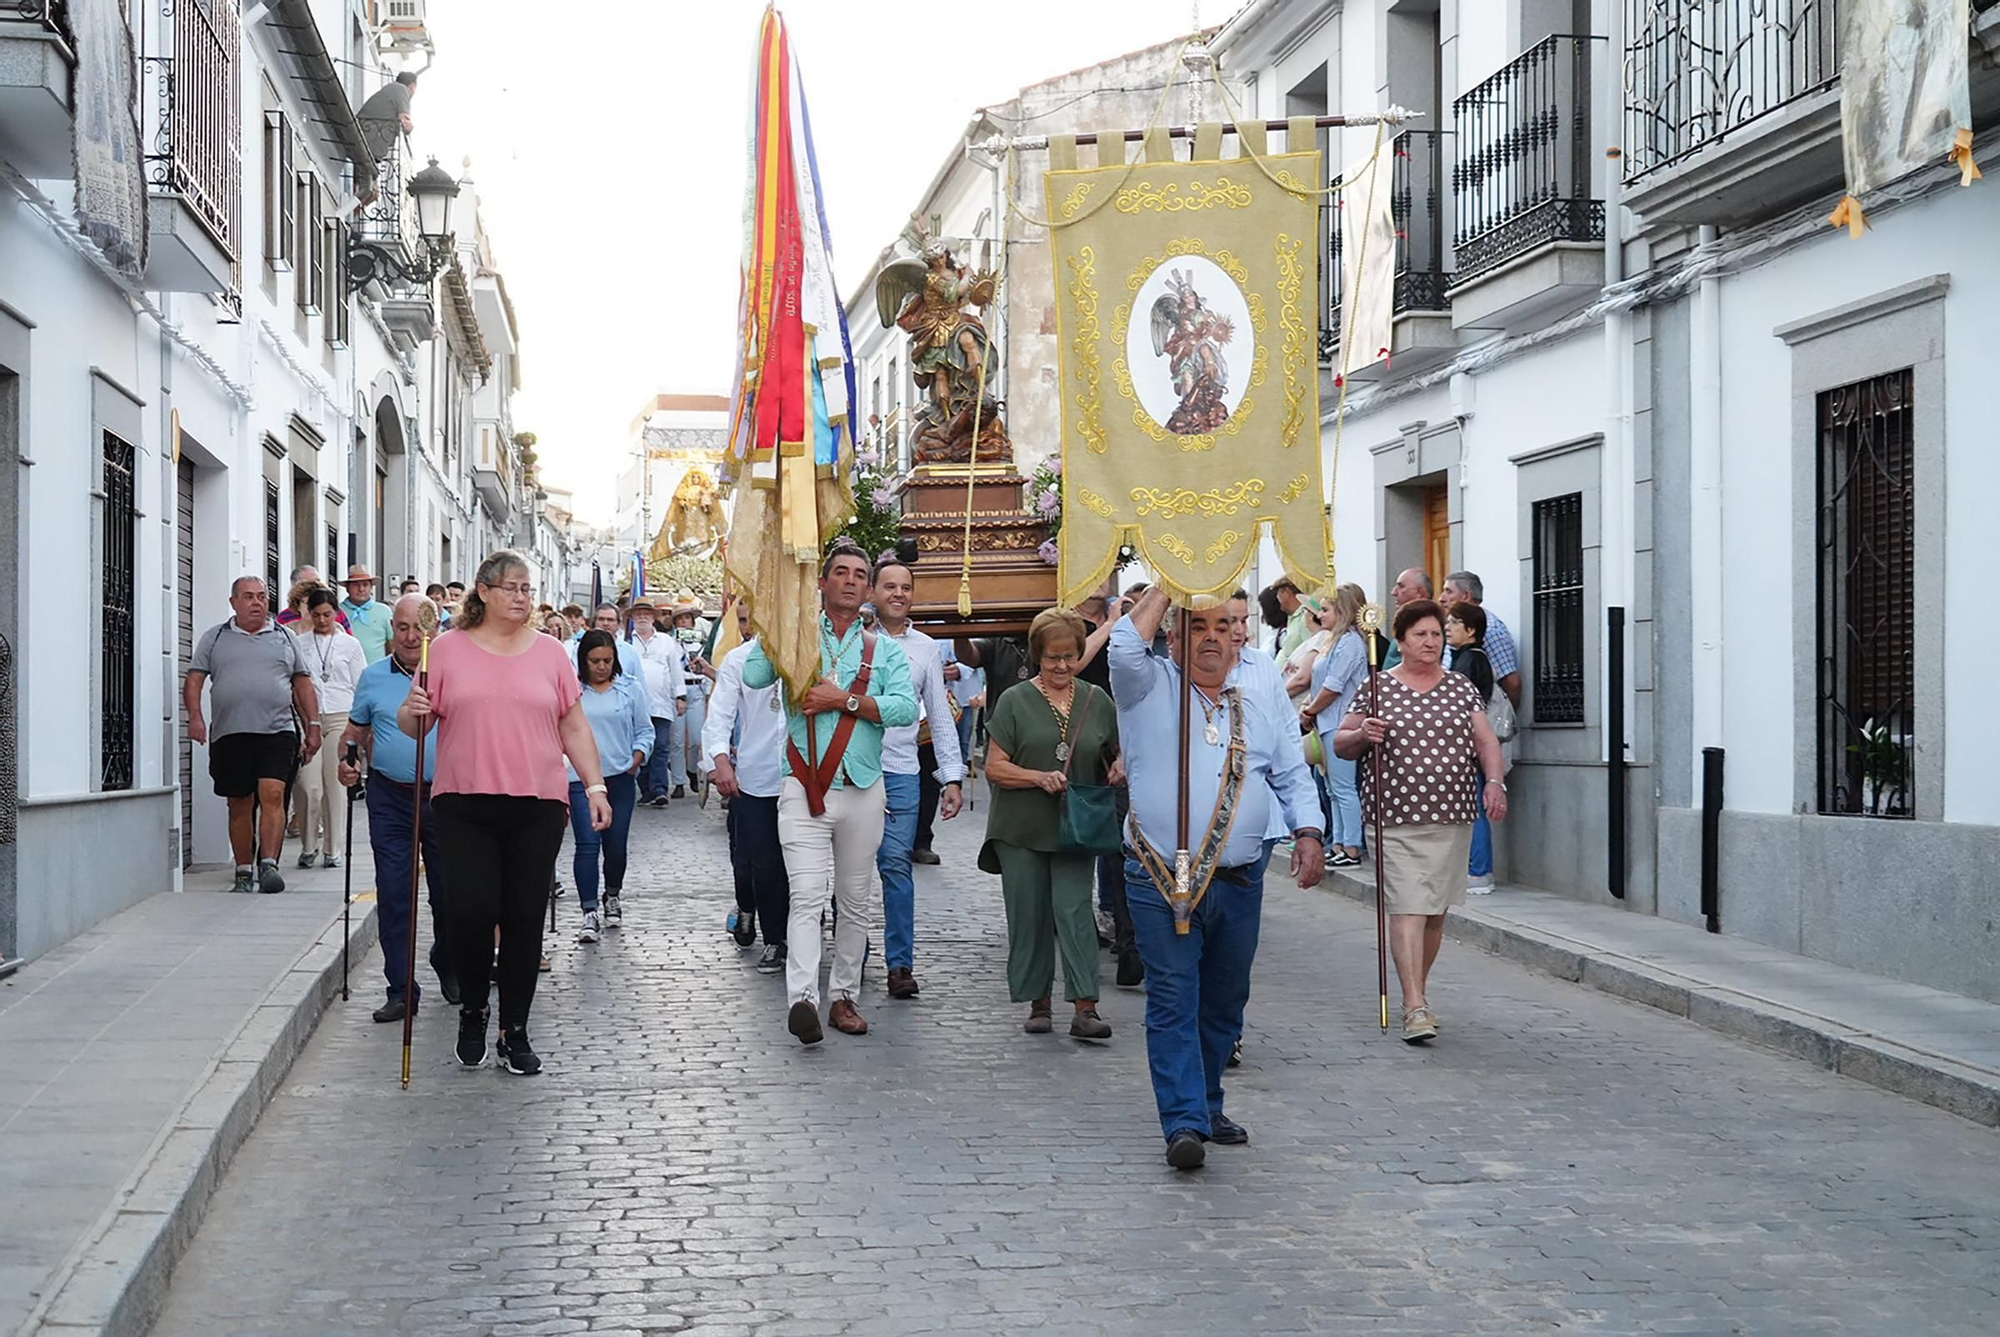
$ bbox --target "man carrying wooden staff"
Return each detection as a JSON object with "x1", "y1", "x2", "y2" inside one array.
[{"x1": 1109, "y1": 586, "x2": 1324, "y2": 1171}]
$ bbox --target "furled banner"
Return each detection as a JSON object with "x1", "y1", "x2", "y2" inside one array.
[
  {"x1": 720, "y1": 7, "x2": 857, "y2": 702},
  {"x1": 1046, "y1": 122, "x2": 1329, "y2": 607},
  {"x1": 72, "y1": 0, "x2": 149, "y2": 280},
  {"x1": 1831, "y1": 0, "x2": 1980, "y2": 234}
]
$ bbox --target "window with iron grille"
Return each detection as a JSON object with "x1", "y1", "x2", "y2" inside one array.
[
  {"x1": 101, "y1": 431, "x2": 137, "y2": 791},
  {"x1": 1816, "y1": 369, "x2": 1914, "y2": 817},
  {"x1": 326, "y1": 522, "x2": 338, "y2": 580},
  {"x1": 1531, "y1": 492, "x2": 1585, "y2": 724},
  {"x1": 267, "y1": 112, "x2": 294, "y2": 272},
  {"x1": 264, "y1": 476, "x2": 282, "y2": 596}
]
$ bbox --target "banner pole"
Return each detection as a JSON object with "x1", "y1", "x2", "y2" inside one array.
[
  {"x1": 1174, "y1": 606, "x2": 1193, "y2": 937},
  {"x1": 998, "y1": 110, "x2": 1413, "y2": 154}
]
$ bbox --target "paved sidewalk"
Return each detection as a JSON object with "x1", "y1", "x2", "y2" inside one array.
[
  {"x1": 1321, "y1": 866, "x2": 2000, "y2": 1125},
  {"x1": 3, "y1": 842, "x2": 379, "y2": 1337}
]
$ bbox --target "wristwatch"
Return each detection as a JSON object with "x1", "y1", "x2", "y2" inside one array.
[{"x1": 845, "y1": 694, "x2": 860, "y2": 713}]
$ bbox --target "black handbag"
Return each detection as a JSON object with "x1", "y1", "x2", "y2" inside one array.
[{"x1": 1055, "y1": 684, "x2": 1121, "y2": 854}]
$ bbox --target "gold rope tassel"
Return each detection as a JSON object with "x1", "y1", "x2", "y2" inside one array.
[{"x1": 957, "y1": 347, "x2": 987, "y2": 619}]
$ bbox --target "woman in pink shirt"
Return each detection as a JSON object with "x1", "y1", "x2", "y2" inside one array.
[{"x1": 401, "y1": 550, "x2": 612, "y2": 1076}]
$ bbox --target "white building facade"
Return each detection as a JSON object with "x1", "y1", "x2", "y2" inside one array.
[
  {"x1": 1213, "y1": 0, "x2": 2000, "y2": 1002},
  {"x1": 0, "y1": 0, "x2": 549, "y2": 966}
]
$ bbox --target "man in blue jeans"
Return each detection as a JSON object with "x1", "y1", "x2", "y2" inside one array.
[
  {"x1": 1110, "y1": 587, "x2": 1323, "y2": 1170},
  {"x1": 338, "y1": 594, "x2": 453, "y2": 1023},
  {"x1": 626, "y1": 600, "x2": 686, "y2": 807},
  {"x1": 869, "y1": 558, "x2": 964, "y2": 999}
]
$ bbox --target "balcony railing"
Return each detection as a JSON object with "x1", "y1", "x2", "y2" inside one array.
[
  {"x1": 142, "y1": 0, "x2": 241, "y2": 259},
  {"x1": 355, "y1": 137, "x2": 421, "y2": 256},
  {"x1": 1321, "y1": 129, "x2": 1454, "y2": 361},
  {"x1": 1451, "y1": 34, "x2": 1604, "y2": 286},
  {"x1": 1623, "y1": 0, "x2": 1840, "y2": 183},
  {"x1": 8, "y1": 1, "x2": 72, "y2": 56}
]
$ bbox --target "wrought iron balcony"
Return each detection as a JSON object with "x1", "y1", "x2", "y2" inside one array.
[
  {"x1": 7, "y1": 1, "x2": 71, "y2": 51},
  {"x1": 141, "y1": 0, "x2": 241, "y2": 269},
  {"x1": 1451, "y1": 34, "x2": 1604, "y2": 286},
  {"x1": 1623, "y1": 0, "x2": 1840, "y2": 184},
  {"x1": 1320, "y1": 129, "x2": 1454, "y2": 363},
  {"x1": 354, "y1": 138, "x2": 423, "y2": 255}
]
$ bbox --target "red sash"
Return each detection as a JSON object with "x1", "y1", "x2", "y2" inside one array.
[{"x1": 785, "y1": 631, "x2": 877, "y2": 817}]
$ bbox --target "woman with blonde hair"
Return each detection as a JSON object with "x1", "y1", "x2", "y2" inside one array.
[
  {"x1": 400, "y1": 550, "x2": 613, "y2": 1076},
  {"x1": 1299, "y1": 583, "x2": 1369, "y2": 866}
]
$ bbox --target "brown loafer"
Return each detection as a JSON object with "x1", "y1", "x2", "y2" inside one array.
[
  {"x1": 886, "y1": 967, "x2": 920, "y2": 1000},
  {"x1": 1069, "y1": 1007, "x2": 1113, "y2": 1041},
  {"x1": 828, "y1": 998, "x2": 869, "y2": 1035},
  {"x1": 1023, "y1": 1002, "x2": 1053, "y2": 1034}
]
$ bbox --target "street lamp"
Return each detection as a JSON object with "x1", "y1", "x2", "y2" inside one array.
[{"x1": 346, "y1": 156, "x2": 462, "y2": 293}]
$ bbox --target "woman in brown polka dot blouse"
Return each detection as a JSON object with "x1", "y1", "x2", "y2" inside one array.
[{"x1": 1334, "y1": 598, "x2": 1508, "y2": 1043}]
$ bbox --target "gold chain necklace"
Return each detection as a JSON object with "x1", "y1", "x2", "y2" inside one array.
[{"x1": 1035, "y1": 676, "x2": 1075, "y2": 761}]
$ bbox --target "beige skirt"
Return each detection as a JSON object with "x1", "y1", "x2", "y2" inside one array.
[{"x1": 1379, "y1": 822, "x2": 1474, "y2": 916}]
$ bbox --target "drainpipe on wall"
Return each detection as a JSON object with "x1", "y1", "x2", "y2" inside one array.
[
  {"x1": 1600, "y1": 0, "x2": 1634, "y2": 771},
  {"x1": 159, "y1": 295, "x2": 178, "y2": 841},
  {"x1": 1690, "y1": 224, "x2": 1724, "y2": 797}
]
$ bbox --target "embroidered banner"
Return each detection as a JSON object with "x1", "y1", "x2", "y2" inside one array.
[
  {"x1": 72, "y1": 0, "x2": 148, "y2": 280},
  {"x1": 1839, "y1": 0, "x2": 1971, "y2": 199},
  {"x1": 1046, "y1": 127, "x2": 1329, "y2": 607}
]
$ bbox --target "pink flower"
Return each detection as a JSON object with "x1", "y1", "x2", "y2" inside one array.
[
  {"x1": 1048, "y1": 455, "x2": 1062, "y2": 476},
  {"x1": 1038, "y1": 538, "x2": 1060, "y2": 566},
  {"x1": 856, "y1": 449, "x2": 881, "y2": 467},
  {"x1": 871, "y1": 484, "x2": 897, "y2": 509},
  {"x1": 1035, "y1": 487, "x2": 1061, "y2": 517}
]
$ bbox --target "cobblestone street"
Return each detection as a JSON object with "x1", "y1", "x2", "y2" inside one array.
[{"x1": 150, "y1": 793, "x2": 2000, "y2": 1336}]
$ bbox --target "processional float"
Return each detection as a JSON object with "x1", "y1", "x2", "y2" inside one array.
[{"x1": 720, "y1": 12, "x2": 1410, "y2": 1020}]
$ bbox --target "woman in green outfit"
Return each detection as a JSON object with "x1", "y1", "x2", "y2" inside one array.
[{"x1": 980, "y1": 608, "x2": 1123, "y2": 1039}]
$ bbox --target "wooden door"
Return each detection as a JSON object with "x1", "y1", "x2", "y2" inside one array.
[{"x1": 1422, "y1": 482, "x2": 1451, "y2": 595}]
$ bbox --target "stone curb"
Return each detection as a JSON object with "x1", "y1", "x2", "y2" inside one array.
[
  {"x1": 25, "y1": 901, "x2": 380, "y2": 1336},
  {"x1": 1319, "y1": 869, "x2": 2000, "y2": 1128}
]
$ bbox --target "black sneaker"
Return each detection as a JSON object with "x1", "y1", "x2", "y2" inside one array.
[
  {"x1": 756, "y1": 944, "x2": 785, "y2": 974},
  {"x1": 256, "y1": 860, "x2": 286, "y2": 895},
  {"x1": 496, "y1": 1026, "x2": 542, "y2": 1076},
  {"x1": 603, "y1": 893, "x2": 623, "y2": 927},
  {"x1": 456, "y1": 1008, "x2": 489, "y2": 1068},
  {"x1": 728, "y1": 908, "x2": 756, "y2": 946}
]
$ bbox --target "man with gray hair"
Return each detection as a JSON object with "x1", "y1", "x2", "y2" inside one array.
[
  {"x1": 1382, "y1": 567, "x2": 1434, "y2": 668},
  {"x1": 187, "y1": 576, "x2": 323, "y2": 894},
  {"x1": 1441, "y1": 570, "x2": 1520, "y2": 708}
]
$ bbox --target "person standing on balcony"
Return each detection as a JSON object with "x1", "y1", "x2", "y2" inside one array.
[{"x1": 351, "y1": 71, "x2": 417, "y2": 208}]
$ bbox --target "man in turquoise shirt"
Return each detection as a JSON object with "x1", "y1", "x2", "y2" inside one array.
[
  {"x1": 340, "y1": 565, "x2": 393, "y2": 663},
  {"x1": 741, "y1": 540, "x2": 917, "y2": 1046}
]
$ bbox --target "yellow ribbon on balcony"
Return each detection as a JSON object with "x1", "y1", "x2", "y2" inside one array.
[
  {"x1": 1827, "y1": 195, "x2": 1869, "y2": 239},
  {"x1": 1949, "y1": 127, "x2": 1983, "y2": 188}
]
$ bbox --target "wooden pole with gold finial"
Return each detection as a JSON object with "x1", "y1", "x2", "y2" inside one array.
[
  {"x1": 1357, "y1": 601, "x2": 1389, "y2": 1031},
  {"x1": 402, "y1": 600, "x2": 439, "y2": 1087}
]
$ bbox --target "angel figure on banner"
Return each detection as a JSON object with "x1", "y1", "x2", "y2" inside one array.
[
  {"x1": 875, "y1": 233, "x2": 1012, "y2": 466},
  {"x1": 1151, "y1": 269, "x2": 1234, "y2": 435}
]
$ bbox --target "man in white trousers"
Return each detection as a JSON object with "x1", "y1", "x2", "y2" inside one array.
[{"x1": 739, "y1": 540, "x2": 918, "y2": 1044}]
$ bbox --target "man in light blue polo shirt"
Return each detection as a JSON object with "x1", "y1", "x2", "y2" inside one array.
[
  {"x1": 339, "y1": 565, "x2": 393, "y2": 663},
  {"x1": 338, "y1": 594, "x2": 452, "y2": 1024}
]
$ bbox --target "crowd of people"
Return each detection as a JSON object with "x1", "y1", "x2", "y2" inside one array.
[{"x1": 184, "y1": 543, "x2": 1516, "y2": 1160}]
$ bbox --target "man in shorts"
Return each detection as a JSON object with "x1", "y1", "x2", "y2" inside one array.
[{"x1": 186, "y1": 576, "x2": 323, "y2": 893}]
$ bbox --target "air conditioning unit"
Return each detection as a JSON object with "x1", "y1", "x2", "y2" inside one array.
[{"x1": 383, "y1": 0, "x2": 426, "y2": 25}]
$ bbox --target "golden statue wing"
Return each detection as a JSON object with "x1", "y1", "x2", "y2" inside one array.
[{"x1": 874, "y1": 258, "x2": 929, "y2": 329}]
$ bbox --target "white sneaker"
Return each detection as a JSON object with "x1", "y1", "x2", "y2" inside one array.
[
  {"x1": 603, "y1": 893, "x2": 623, "y2": 927},
  {"x1": 576, "y1": 910, "x2": 601, "y2": 944},
  {"x1": 1467, "y1": 875, "x2": 1494, "y2": 895}
]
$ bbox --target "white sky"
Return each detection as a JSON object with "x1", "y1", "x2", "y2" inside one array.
[{"x1": 413, "y1": 0, "x2": 1240, "y2": 523}]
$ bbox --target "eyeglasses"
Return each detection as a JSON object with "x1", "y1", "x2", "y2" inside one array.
[
  {"x1": 1041, "y1": 653, "x2": 1080, "y2": 666},
  {"x1": 484, "y1": 582, "x2": 536, "y2": 599}
]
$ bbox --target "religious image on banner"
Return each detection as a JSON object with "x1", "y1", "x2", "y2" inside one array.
[
  {"x1": 1045, "y1": 125, "x2": 1330, "y2": 608},
  {"x1": 1831, "y1": 0, "x2": 1980, "y2": 234}
]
